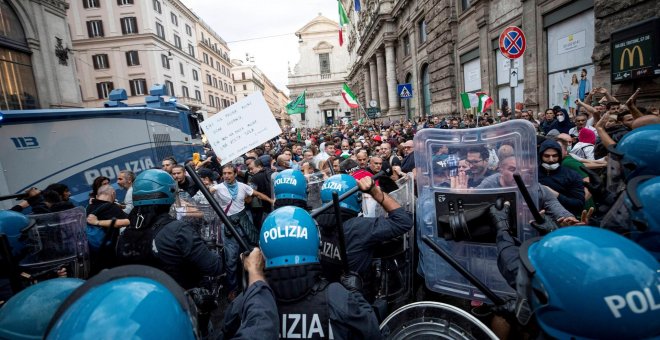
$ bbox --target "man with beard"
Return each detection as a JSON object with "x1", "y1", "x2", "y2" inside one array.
[{"x1": 538, "y1": 140, "x2": 585, "y2": 216}]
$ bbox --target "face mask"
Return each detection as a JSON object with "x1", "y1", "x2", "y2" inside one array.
[
  {"x1": 557, "y1": 115, "x2": 565, "y2": 122},
  {"x1": 541, "y1": 163, "x2": 560, "y2": 171},
  {"x1": 567, "y1": 145, "x2": 573, "y2": 152}
]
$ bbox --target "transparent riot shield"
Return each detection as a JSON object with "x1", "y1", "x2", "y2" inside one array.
[
  {"x1": 306, "y1": 172, "x2": 326, "y2": 210},
  {"x1": 174, "y1": 192, "x2": 222, "y2": 251},
  {"x1": 415, "y1": 120, "x2": 539, "y2": 302},
  {"x1": 19, "y1": 207, "x2": 90, "y2": 280},
  {"x1": 380, "y1": 301, "x2": 498, "y2": 340},
  {"x1": 364, "y1": 174, "x2": 416, "y2": 311}
]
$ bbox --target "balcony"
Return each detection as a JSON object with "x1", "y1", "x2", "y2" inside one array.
[{"x1": 288, "y1": 72, "x2": 346, "y2": 86}]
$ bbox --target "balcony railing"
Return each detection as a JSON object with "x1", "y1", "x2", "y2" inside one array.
[{"x1": 288, "y1": 72, "x2": 346, "y2": 85}]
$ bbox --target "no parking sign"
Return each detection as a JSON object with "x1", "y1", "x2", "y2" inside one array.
[{"x1": 499, "y1": 26, "x2": 526, "y2": 59}]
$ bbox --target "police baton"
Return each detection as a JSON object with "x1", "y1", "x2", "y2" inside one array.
[
  {"x1": 331, "y1": 192, "x2": 350, "y2": 273},
  {"x1": 513, "y1": 174, "x2": 544, "y2": 224},
  {"x1": 310, "y1": 171, "x2": 387, "y2": 218},
  {"x1": 421, "y1": 235, "x2": 506, "y2": 306},
  {"x1": 0, "y1": 193, "x2": 28, "y2": 201},
  {"x1": 185, "y1": 164, "x2": 251, "y2": 252}
]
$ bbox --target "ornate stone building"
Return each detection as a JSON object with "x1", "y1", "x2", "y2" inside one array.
[
  {"x1": 0, "y1": 0, "x2": 81, "y2": 110},
  {"x1": 343, "y1": 0, "x2": 659, "y2": 119},
  {"x1": 288, "y1": 15, "x2": 352, "y2": 128}
]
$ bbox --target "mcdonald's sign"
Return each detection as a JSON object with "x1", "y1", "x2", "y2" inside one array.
[{"x1": 611, "y1": 18, "x2": 660, "y2": 83}]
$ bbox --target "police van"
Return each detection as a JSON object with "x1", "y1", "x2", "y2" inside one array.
[{"x1": 0, "y1": 85, "x2": 204, "y2": 208}]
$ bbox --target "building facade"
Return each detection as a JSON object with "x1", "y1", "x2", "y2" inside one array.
[
  {"x1": 1, "y1": 0, "x2": 82, "y2": 110},
  {"x1": 67, "y1": 0, "x2": 230, "y2": 113},
  {"x1": 195, "y1": 19, "x2": 235, "y2": 119},
  {"x1": 231, "y1": 59, "x2": 289, "y2": 128},
  {"x1": 343, "y1": 0, "x2": 659, "y2": 119},
  {"x1": 288, "y1": 15, "x2": 352, "y2": 128}
]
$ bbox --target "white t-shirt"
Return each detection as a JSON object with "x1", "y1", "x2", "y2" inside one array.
[{"x1": 212, "y1": 181, "x2": 253, "y2": 216}]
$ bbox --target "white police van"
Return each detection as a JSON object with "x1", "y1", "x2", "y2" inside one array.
[{"x1": 0, "y1": 85, "x2": 203, "y2": 208}]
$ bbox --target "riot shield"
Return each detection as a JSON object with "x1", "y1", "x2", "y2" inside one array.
[
  {"x1": 173, "y1": 192, "x2": 222, "y2": 251},
  {"x1": 415, "y1": 120, "x2": 539, "y2": 302},
  {"x1": 380, "y1": 301, "x2": 498, "y2": 340},
  {"x1": 364, "y1": 174, "x2": 416, "y2": 311},
  {"x1": 19, "y1": 207, "x2": 90, "y2": 280}
]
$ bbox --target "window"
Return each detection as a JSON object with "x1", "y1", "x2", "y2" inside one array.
[
  {"x1": 229, "y1": 86, "x2": 232, "y2": 94},
  {"x1": 208, "y1": 94, "x2": 214, "y2": 107},
  {"x1": 224, "y1": 83, "x2": 228, "y2": 92},
  {"x1": 192, "y1": 69, "x2": 198, "y2": 81},
  {"x1": 125, "y1": 50, "x2": 140, "y2": 66},
  {"x1": 174, "y1": 34, "x2": 182, "y2": 49},
  {"x1": 210, "y1": 56, "x2": 213, "y2": 66},
  {"x1": 96, "y1": 81, "x2": 114, "y2": 99},
  {"x1": 216, "y1": 61, "x2": 220, "y2": 71},
  {"x1": 195, "y1": 90, "x2": 201, "y2": 101},
  {"x1": 421, "y1": 64, "x2": 431, "y2": 115},
  {"x1": 419, "y1": 19, "x2": 427, "y2": 44},
  {"x1": 179, "y1": 62, "x2": 184, "y2": 75},
  {"x1": 188, "y1": 44, "x2": 195, "y2": 57},
  {"x1": 222, "y1": 65, "x2": 226, "y2": 74},
  {"x1": 170, "y1": 13, "x2": 178, "y2": 26},
  {"x1": 241, "y1": 72, "x2": 245, "y2": 80},
  {"x1": 206, "y1": 74, "x2": 212, "y2": 85},
  {"x1": 403, "y1": 35, "x2": 410, "y2": 56},
  {"x1": 185, "y1": 24, "x2": 192, "y2": 36},
  {"x1": 182, "y1": 86, "x2": 189, "y2": 98},
  {"x1": 129, "y1": 79, "x2": 147, "y2": 96},
  {"x1": 203, "y1": 53, "x2": 209, "y2": 64},
  {"x1": 156, "y1": 22, "x2": 165, "y2": 39},
  {"x1": 86, "y1": 20, "x2": 104, "y2": 38},
  {"x1": 161, "y1": 54, "x2": 170, "y2": 69},
  {"x1": 120, "y1": 17, "x2": 138, "y2": 35},
  {"x1": 242, "y1": 84, "x2": 247, "y2": 91},
  {"x1": 117, "y1": 0, "x2": 134, "y2": 5},
  {"x1": 461, "y1": 0, "x2": 471, "y2": 11},
  {"x1": 319, "y1": 53, "x2": 330, "y2": 74},
  {"x1": 153, "y1": 0, "x2": 161, "y2": 13},
  {"x1": 92, "y1": 54, "x2": 109, "y2": 69},
  {"x1": 213, "y1": 78, "x2": 218, "y2": 88},
  {"x1": 215, "y1": 97, "x2": 221, "y2": 108},
  {"x1": 82, "y1": 0, "x2": 100, "y2": 9},
  {"x1": 164, "y1": 80, "x2": 174, "y2": 96}
]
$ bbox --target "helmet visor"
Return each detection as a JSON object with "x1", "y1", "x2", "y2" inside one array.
[{"x1": 606, "y1": 146, "x2": 626, "y2": 194}]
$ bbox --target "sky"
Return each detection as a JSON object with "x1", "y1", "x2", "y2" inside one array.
[{"x1": 182, "y1": 0, "x2": 339, "y2": 96}]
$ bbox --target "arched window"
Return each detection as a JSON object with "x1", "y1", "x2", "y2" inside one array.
[
  {"x1": 404, "y1": 73, "x2": 415, "y2": 118},
  {"x1": 421, "y1": 64, "x2": 431, "y2": 116},
  {"x1": 0, "y1": 0, "x2": 38, "y2": 109}
]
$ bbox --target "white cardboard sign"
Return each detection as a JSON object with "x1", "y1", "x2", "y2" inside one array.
[{"x1": 200, "y1": 92, "x2": 282, "y2": 164}]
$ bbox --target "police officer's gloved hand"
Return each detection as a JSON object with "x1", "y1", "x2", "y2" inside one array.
[
  {"x1": 580, "y1": 166, "x2": 615, "y2": 206},
  {"x1": 490, "y1": 297, "x2": 517, "y2": 319},
  {"x1": 340, "y1": 272, "x2": 363, "y2": 292},
  {"x1": 530, "y1": 215, "x2": 559, "y2": 236},
  {"x1": 488, "y1": 199, "x2": 511, "y2": 233}
]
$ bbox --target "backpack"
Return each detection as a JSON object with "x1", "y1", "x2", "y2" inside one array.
[
  {"x1": 116, "y1": 214, "x2": 180, "y2": 265},
  {"x1": 86, "y1": 203, "x2": 115, "y2": 252}
]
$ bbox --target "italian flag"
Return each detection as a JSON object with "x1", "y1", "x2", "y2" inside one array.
[
  {"x1": 338, "y1": 0, "x2": 349, "y2": 46},
  {"x1": 460, "y1": 92, "x2": 493, "y2": 112},
  {"x1": 341, "y1": 83, "x2": 359, "y2": 108}
]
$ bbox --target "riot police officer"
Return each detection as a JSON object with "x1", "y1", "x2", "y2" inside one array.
[
  {"x1": 116, "y1": 169, "x2": 222, "y2": 290},
  {"x1": 272, "y1": 169, "x2": 308, "y2": 210},
  {"x1": 316, "y1": 174, "x2": 413, "y2": 302},
  {"x1": 224, "y1": 206, "x2": 381, "y2": 339},
  {"x1": 489, "y1": 202, "x2": 660, "y2": 339}
]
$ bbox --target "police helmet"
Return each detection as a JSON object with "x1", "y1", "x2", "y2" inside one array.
[
  {"x1": 320, "y1": 174, "x2": 361, "y2": 213},
  {"x1": 0, "y1": 278, "x2": 84, "y2": 340},
  {"x1": 609, "y1": 124, "x2": 660, "y2": 181},
  {"x1": 260, "y1": 206, "x2": 319, "y2": 269},
  {"x1": 46, "y1": 265, "x2": 197, "y2": 339},
  {"x1": 132, "y1": 169, "x2": 177, "y2": 206},
  {"x1": 624, "y1": 175, "x2": 660, "y2": 260},
  {"x1": 522, "y1": 227, "x2": 660, "y2": 339},
  {"x1": 273, "y1": 169, "x2": 307, "y2": 201},
  {"x1": 0, "y1": 210, "x2": 34, "y2": 257}
]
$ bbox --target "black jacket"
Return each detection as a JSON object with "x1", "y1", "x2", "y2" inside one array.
[{"x1": 538, "y1": 140, "x2": 585, "y2": 216}]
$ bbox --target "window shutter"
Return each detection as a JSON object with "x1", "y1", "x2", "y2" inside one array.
[
  {"x1": 92, "y1": 55, "x2": 99, "y2": 69},
  {"x1": 121, "y1": 19, "x2": 127, "y2": 34},
  {"x1": 97, "y1": 83, "x2": 103, "y2": 99},
  {"x1": 141, "y1": 79, "x2": 147, "y2": 94},
  {"x1": 99, "y1": 22, "x2": 104, "y2": 37},
  {"x1": 86, "y1": 21, "x2": 93, "y2": 37},
  {"x1": 83, "y1": 0, "x2": 89, "y2": 9},
  {"x1": 129, "y1": 80, "x2": 136, "y2": 96},
  {"x1": 117, "y1": 0, "x2": 122, "y2": 5},
  {"x1": 103, "y1": 54, "x2": 109, "y2": 69}
]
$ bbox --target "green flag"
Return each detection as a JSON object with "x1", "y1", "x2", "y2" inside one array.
[{"x1": 286, "y1": 91, "x2": 306, "y2": 115}]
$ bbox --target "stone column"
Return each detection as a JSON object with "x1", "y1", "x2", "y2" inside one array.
[
  {"x1": 385, "y1": 41, "x2": 399, "y2": 111},
  {"x1": 369, "y1": 58, "x2": 379, "y2": 105},
  {"x1": 364, "y1": 64, "x2": 372, "y2": 105},
  {"x1": 376, "y1": 50, "x2": 388, "y2": 111}
]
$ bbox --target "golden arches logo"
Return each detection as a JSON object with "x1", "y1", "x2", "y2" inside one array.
[{"x1": 620, "y1": 45, "x2": 644, "y2": 70}]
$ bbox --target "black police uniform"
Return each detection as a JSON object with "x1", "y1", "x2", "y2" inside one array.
[
  {"x1": 221, "y1": 280, "x2": 279, "y2": 339},
  {"x1": 317, "y1": 207, "x2": 413, "y2": 302},
  {"x1": 249, "y1": 265, "x2": 381, "y2": 340}
]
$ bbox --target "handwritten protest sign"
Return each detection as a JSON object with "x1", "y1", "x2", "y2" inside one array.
[{"x1": 200, "y1": 92, "x2": 282, "y2": 164}]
